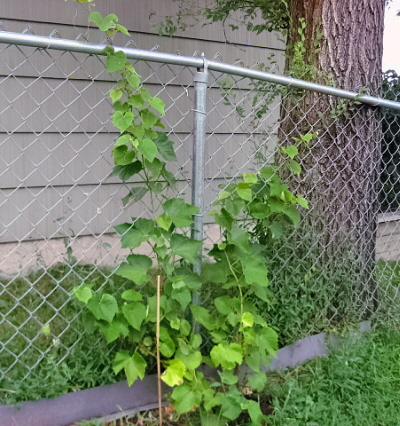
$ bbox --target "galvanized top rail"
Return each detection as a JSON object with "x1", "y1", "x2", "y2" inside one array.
[{"x1": 1, "y1": 30, "x2": 400, "y2": 111}]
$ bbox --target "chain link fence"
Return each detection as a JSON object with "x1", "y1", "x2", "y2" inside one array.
[{"x1": 1, "y1": 30, "x2": 400, "y2": 397}]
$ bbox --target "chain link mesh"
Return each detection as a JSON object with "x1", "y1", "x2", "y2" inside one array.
[{"x1": 1, "y1": 32, "x2": 400, "y2": 391}]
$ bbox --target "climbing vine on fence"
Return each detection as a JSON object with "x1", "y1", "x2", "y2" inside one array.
[{"x1": 72, "y1": 10, "x2": 308, "y2": 424}]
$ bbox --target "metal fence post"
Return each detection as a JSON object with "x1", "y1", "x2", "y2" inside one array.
[{"x1": 191, "y1": 57, "x2": 208, "y2": 307}]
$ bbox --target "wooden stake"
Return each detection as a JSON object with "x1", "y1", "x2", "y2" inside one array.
[{"x1": 156, "y1": 274, "x2": 163, "y2": 426}]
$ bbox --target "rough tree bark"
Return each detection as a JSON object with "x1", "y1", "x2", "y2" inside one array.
[{"x1": 277, "y1": 0, "x2": 385, "y2": 317}]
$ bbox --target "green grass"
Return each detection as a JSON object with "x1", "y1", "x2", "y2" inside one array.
[
  {"x1": 0, "y1": 263, "x2": 133, "y2": 404},
  {"x1": 373, "y1": 258, "x2": 400, "y2": 327},
  {"x1": 265, "y1": 327, "x2": 400, "y2": 425}
]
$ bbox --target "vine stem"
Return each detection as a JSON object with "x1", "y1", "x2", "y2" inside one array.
[{"x1": 156, "y1": 274, "x2": 163, "y2": 426}]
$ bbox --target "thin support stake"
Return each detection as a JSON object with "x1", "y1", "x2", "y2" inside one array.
[{"x1": 156, "y1": 274, "x2": 163, "y2": 426}]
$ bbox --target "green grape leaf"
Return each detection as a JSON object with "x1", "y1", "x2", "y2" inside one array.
[
  {"x1": 282, "y1": 204, "x2": 301, "y2": 226},
  {"x1": 190, "y1": 305, "x2": 215, "y2": 330},
  {"x1": 73, "y1": 285, "x2": 93, "y2": 304},
  {"x1": 128, "y1": 94, "x2": 144, "y2": 108},
  {"x1": 81, "y1": 311, "x2": 97, "y2": 333},
  {"x1": 268, "y1": 197, "x2": 285, "y2": 214},
  {"x1": 115, "y1": 218, "x2": 156, "y2": 248},
  {"x1": 179, "y1": 319, "x2": 191, "y2": 336},
  {"x1": 214, "y1": 296, "x2": 233, "y2": 315},
  {"x1": 137, "y1": 138, "x2": 158, "y2": 162},
  {"x1": 144, "y1": 158, "x2": 164, "y2": 176},
  {"x1": 106, "y1": 50, "x2": 127, "y2": 73},
  {"x1": 87, "y1": 293, "x2": 118, "y2": 323},
  {"x1": 121, "y1": 289, "x2": 142, "y2": 302},
  {"x1": 297, "y1": 195, "x2": 309, "y2": 209},
  {"x1": 115, "y1": 23, "x2": 130, "y2": 36},
  {"x1": 148, "y1": 97, "x2": 165, "y2": 115},
  {"x1": 259, "y1": 165, "x2": 277, "y2": 180},
  {"x1": 209, "y1": 208, "x2": 234, "y2": 230},
  {"x1": 281, "y1": 145, "x2": 298, "y2": 159},
  {"x1": 253, "y1": 284, "x2": 270, "y2": 302},
  {"x1": 112, "y1": 145, "x2": 135, "y2": 166},
  {"x1": 241, "y1": 312, "x2": 254, "y2": 327},
  {"x1": 256, "y1": 327, "x2": 278, "y2": 358},
  {"x1": 228, "y1": 226, "x2": 250, "y2": 253},
  {"x1": 161, "y1": 359, "x2": 186, "y2": 387},
  {"x1": 153, "y1": 132, "x2": 177, "y2": 161},
  {"x1": 171, "y1": 286, "x2": 191, "y2": 309},
  {"x1": 221, "y1": 394, "x2": 243, "y2": 421},
  {"x1": 113, "y1": 350, "x2": 146, "y2": 386},
  {"x1": 246, "y1": 347, "x2": 261, "y2": 373},
  {"x1": 170, "y1": 234, "x2": 202, "y2": 264},
  {"x1": 227, "y1": 312, "x2": 240, "y2": 327},
  {"x1": 248, "y1": 201, "x2": 270, "y2": 219},
  {"x1": 176, "y1": 349, "x2": 202, "y2": 370},
  {"x1": 247, "y1": 400, "x2": 265, "y2": 425},
  {"x1": 156, "y1": 213, "x2": 172, "y2": 231},
  {"x1": 285, "y1": 189, "x2": 298, "y2": 203},
  {"x1": 210, "y1": 342, "x2": 243, "y2": 370},
  {"x1": 176, "y1": 337, "x2": 190, "y2": 355},
  {"x1": 112, "y1": 111, "x2": 134, "y2": 132},
  {"x1": 218, "y1": 191, "x2": 231, "y2": 200},
  {"x1": 159, "y1": 326, "x2": 171, "y2": 342},
  {"x1": 163, "y1": 198, "x2": 199, "y2": 227},
  {"x1": 89, "y1": 12, "x2": 117, "y2": 31},
  {"x1": 210, "y1": 330, "x2": 227, "y2": 343},
  {"x1": 114, "y1": 134, "x2": 132, "y2": 147},
  {"x1": 243, "y1": 328, "x2": 256, "y2": 346},
  {"x1": 122, "y1": 302, "x2": 146, "y2": 330},
  {"x1": 236, "y1": 187, "x2": 252, "y2": 201},
  {"x1": 113, "y1": 100, "x2": 130, "y2": 112},
  {"x1": 122, "y1": 187, "x2": 149, "y2": 206},
  {"x1": 242, "y1": 255, "x2": 269, "y2": 287},
  {"x1": 203, "y1": 260, "x2": 229, "y2": 284},
  {"x1": 98, "y1": 319, "x2": 129, "y2": 343},
  {"x1": 170, "y1": 384, "x2": 202, "y2": 414},
  {"x1": 149, "y1": 181, "x2": 164, "y2": 194},
  {"x1": 219, "y1": 369, "x2": 238, "y2": 385},
  {"x1": 126, "y1": 73, "x2": 141, "y2": 90},
  {"x1": 115, "y1": 254, "x2": 152, "y2": 285},
  {"x1": 140, "y1": 109, "x2": 159, "y2": 129},
  {"x1": 203, "y1": 393, "x2": 222, "y2": 412},
  {"x1": 248, "y1": 372, "x2": 267, "y2": 392},
  {"x1": 169, "y1": 316, "x2": 181, "y2": 330},
  {"x1": 180, "y1": 274, "x2": 202, "y2": 291},
  {"x1": 243, "y1": 172, "x2": 258, "y2": 184},
  {"x1": 110, "y1": 88, "x2": 123, "y2": 103},
  {"x1": 108, "y1": 161, "x2": 143, "y2": 181},
  {"x1": 289, "y1": 159, "x2": 302, "y2": 176},
  {"x1": 140, "y1": 88, "x2": 152, "y2": 102},
  {"x1": 162, "y1": 168, "x2": 176, "y2": 187},
  {"x1": 269, "y1": 220, "x2": 283, "y2": 240},
  {"x1": 269, "y1": 180, "x2": 289, "y2": 198},
  {"x1": 144, "y1": 128, "x2": 158, "y2": 139},
  {"x1": 145, "y1": 295, "x2": 165, "y2": 323},
  {"x1": 190, "y1": 334, "x2": 202, "y2": 349},
  {"x1": 160, "y1": 338, "x2": 176, "y2": 358}
]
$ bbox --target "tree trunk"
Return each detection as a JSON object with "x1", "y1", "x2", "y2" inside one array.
[{"x1": 277, "y1": 0, "x2": 385, "y2": 319}]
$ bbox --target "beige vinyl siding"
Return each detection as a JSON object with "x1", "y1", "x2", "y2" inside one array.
[{"x1": 0, "y1": 0, "x2": 284, "y2": 245}]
